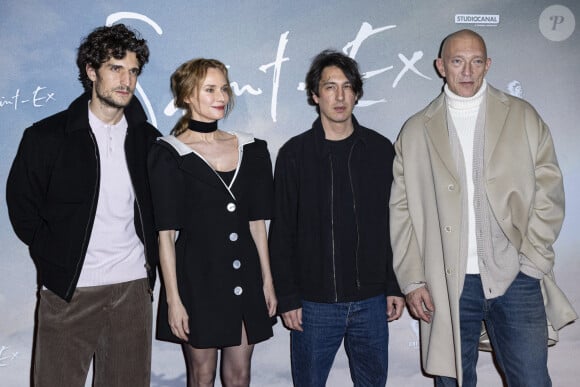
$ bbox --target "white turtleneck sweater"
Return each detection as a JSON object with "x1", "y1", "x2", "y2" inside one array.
[{"x1": 444, "y1": 80, "x2": 487, "y2": 274}]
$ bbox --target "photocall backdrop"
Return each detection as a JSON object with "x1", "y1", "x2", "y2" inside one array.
[{"x1": 1, "y1": 1, "x2": 578, "y2": 386}]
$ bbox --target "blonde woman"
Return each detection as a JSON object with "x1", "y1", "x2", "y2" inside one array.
[{"x1": 148, "y1": 58, "x2": 276, "y2": 387}]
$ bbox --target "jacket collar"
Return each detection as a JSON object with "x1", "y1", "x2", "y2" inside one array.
[
  {"x1": 158, "y1": 131, "x2": 255, "y2": 197},
  {"x1": 423, "y1": 83, "x2": 510, "y2": 180},
  {"x1": 159, "y1": 131, "x2": 255, "y2": 157},
  {"x1": 483, "y1": 85, "x2": 510, "y2": 165},
  {"x1": 313, "y1": 114, "x2": 367, "y2": 159},
  {"x1": 64, "y1": 91, "x2": 148, "y2": 134},
  {"x1": 423, "y1": 92, "x2": 457, "y2": 180}
]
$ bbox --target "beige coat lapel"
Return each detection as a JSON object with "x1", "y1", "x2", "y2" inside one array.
[
  {"x1": 483, "y1": 87, "x2": 510, "y2": 168},
  {"x1": 424, "y1": 94, "x2": 460, "y2": 182}
]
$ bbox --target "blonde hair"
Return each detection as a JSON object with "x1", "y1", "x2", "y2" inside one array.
[{"x1": 170, "y1": 58, "x2": 234, "y2": 136}]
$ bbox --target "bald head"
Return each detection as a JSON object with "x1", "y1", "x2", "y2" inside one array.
[
  {"x1": 440, "y1": 29, "x2": 487, "y2": 60},
  {"x1": 435, "y1": 29, "x2": 491, "y2": 97}
]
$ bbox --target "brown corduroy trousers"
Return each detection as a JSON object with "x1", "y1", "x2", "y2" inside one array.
[{"x1": 33, "y1": 278, "x2": 152, "y2": 387}]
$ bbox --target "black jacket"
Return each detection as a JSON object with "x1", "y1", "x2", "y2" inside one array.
[
  {"x1": 6, "y1": 92, "x2": 161, "y2": 301},
  {"x1": 269, "y1": 116, "x2": 403, "y2": 313}
]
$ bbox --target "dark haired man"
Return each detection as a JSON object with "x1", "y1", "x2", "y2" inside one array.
[
  {"x1": 269, "y1": 49, "x2": 404, "y2": 386},
  {"x1": 6, "y1": 24, "x2": 160, "y2": 386}
]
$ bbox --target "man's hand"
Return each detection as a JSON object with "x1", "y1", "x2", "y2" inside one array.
[
  {"x1": 386, "y1": 296, "x2": 405, "y2": 321},
  {"x1": 281, "y1": 308, "x2": 303, "y2": 331},
  {"x1": 406, "y1": 286, "x2": 435, "y2": 323}
]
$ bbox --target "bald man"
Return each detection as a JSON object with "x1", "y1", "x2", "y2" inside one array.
[{"x1": 389, "y1": 29, "x2": 572, "y2": 386}]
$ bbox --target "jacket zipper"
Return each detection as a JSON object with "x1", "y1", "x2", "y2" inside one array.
[
  {"x1": 347, "y1": 141, "x2": 361, "y2": 288},
  {"x1": 66, "y1": 130, "x2": 100, "y2": 299},
  {"x1": 329, "y1": 154, "x2": 338, "y2": 302},
  {"x1": 125, "y1": 134, "x2": 154, "y2": 300},
  {"x1": 132, "y1": 178, "x2": 153, "y2": 299}
]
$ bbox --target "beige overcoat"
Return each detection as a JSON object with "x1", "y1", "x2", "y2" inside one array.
[{"x1": 389, "y1": 85, "x2": 576, "y2": 383}]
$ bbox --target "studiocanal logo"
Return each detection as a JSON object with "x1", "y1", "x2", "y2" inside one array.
[{"x1": 455, "y1": 14, "x2": 500, "y2": 27}]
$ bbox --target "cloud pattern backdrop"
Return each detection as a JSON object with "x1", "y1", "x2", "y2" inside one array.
[{"x1": 1, "y1": 1, "x2": 578, "y2": 385}]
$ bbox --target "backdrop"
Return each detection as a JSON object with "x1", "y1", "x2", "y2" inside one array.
[{"x1": 1, "y1": 1, "x2": 578, "y2": 386}]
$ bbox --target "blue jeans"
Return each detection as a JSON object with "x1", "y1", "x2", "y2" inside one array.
[
  {"x1": 435, "y1": 273, "x2": 550, "y2": 387},
  {"x1": 291, "y1": 294, "x2": 389, "y2": 387}
]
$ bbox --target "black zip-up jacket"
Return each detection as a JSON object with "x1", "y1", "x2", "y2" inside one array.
[
  {"x1": 269, "y1": 116, "x2": 403, "y2": 313},
  {"x1": 6, "y1": 92, "x2": 161, "y2": 302}
]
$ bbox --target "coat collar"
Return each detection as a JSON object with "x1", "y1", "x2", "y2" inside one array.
[
  {"x1": 159, "y1": 131, "x2": 255, "y2": 157},
  {"x1": 423, "y1": 84, "x2": 511, "y2": 179},
  {"x1": 313, "y1": 115, "x2": 367, "y2": 159},
  {"x1": 158, "y1": 131, "x2": 255, "y2": 199},
  {"x1": 64, "y1": 91, "x2": 149, "y2": 134},
  {"x1": 423, "y1": 93, "x2": 458, "y2": 180},
  {"x1": 483, "y1": 85, "x2": 510, "y2": 166}
]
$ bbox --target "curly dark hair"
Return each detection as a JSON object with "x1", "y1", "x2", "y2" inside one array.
[
  {"x1": 305, "y1": 49, "x2": 364, "y2": 107},
  {"x1": 76, "y1": 24, "x2": 149, "y2": 92}
]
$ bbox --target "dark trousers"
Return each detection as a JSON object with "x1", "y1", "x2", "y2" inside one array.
[{"x1": 33, "y1": 278, "x2": 152, "y2": 387}]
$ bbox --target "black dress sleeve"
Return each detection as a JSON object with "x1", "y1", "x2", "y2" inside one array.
[
  {"x1": 147, "y1": 142, "x2": 183, "y2": 231},
  {"x1": 247, "y1": 139, "x2": 274, "y2": 221}
]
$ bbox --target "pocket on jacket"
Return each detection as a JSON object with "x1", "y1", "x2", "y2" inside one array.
[{"x1": 31, "y1": 202, "x2": 84, "y2": 269}]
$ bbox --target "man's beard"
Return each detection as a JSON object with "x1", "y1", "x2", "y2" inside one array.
[{"x1": 95, "y1": 87, "x2": 133, "y2": 109}]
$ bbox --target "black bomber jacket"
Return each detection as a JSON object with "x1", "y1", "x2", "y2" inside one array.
[
  {"x1": 269, "y1": 116, "x2": 403, "y2": 313},
  {"x1": 6, "y1": 92, "x2": 161, "y2": 302}
]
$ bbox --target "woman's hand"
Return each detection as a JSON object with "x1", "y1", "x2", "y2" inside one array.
[
  {"x1": 158, "y1": 230, "x2": 189, "y2": 340},
  {"x1": 249, "y1": 219, "x2": 278, "y2": 318},
  {"x1": 263, "y1": 279, "x2": 278, "y2": 317},
  {"x1": 167, "y1": 300, "x2": 190, "y2": 341}
]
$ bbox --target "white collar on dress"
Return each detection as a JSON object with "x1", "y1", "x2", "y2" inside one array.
[{"x1": 158, "y1": 131, "x2": 255, "y2": 156}]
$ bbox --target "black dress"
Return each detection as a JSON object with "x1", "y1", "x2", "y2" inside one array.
[{"x1": 148, "y1": 132, "x2": 274, "y2": 348}]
